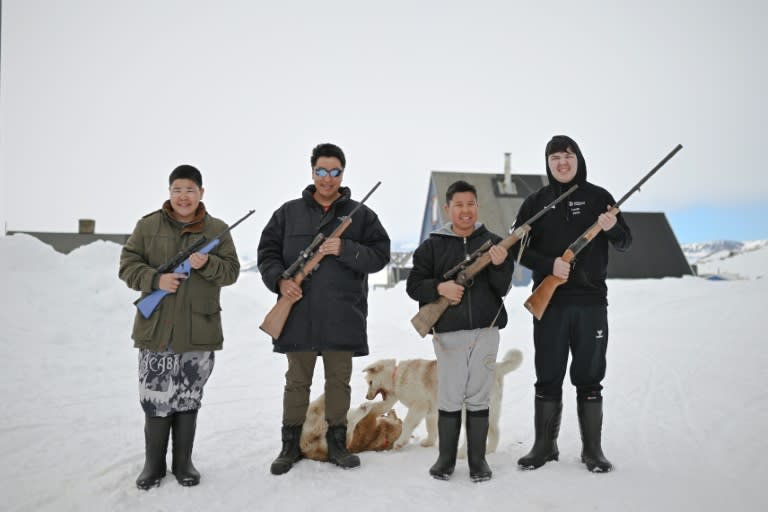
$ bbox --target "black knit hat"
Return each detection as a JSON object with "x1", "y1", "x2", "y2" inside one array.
[{"x1": 169, "y1": 164, "x2": 203, "y2": 188}]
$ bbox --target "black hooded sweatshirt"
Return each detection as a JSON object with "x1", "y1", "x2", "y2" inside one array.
[{"x1": 513, "y1": 137, "x2": 632, "y2": 306}]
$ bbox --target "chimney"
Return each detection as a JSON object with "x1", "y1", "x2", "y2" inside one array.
[
  {"x1": 79, "y1": 219, "x2": 95, "y2": 234},
  {"x1": 503, "y1": 152, "x2": 515, "y2": 194}
]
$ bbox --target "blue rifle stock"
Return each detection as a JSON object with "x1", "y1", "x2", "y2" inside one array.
[{"x1": 134, "y1": 210, "x2": 255, "y2": 319}]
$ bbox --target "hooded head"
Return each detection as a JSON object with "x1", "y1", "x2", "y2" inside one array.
[{"x1": 545, "y1": 135, "x2": 587, "y2": 186}]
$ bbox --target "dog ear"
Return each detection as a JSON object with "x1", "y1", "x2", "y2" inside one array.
[{"x1": 363, "y1": 359, "x2": 395, "y2": 374}]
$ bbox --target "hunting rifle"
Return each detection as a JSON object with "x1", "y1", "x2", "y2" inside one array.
[
  {"x1": 135, "y1": 209, "x2": 256, "y2": 319},
  {"x1": 259, "y1": 181, "x2": 382, "y2": 339},
  {"x1": 524, "y1": 144, "x2": 683, "y2": 320},
  {"x1": 410, "y1": 184, "x2": 578, "y2": 338}
]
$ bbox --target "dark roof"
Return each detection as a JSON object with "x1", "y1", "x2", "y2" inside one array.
[
  {"x1": 5, "y1": 231, "x2": 130, "y2": 254},
  {"x1": 608, "y1": 212, "x2": 693, "y2": 278}
]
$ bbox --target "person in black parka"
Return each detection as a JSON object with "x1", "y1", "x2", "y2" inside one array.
[
  {"x1": 258, "y1": 143, "x2": 390, "y2": 475},
  {"x1": 513, "y1": 135, "x2": 632, "y2": 473}
]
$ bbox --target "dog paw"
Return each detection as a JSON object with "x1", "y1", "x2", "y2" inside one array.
[{"x1": 419, "y1": 438, "x2": 436, "y2": 447}]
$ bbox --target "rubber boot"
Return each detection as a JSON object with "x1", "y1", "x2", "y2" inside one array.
[
  {"x1": 270, "y1": 425, "x2": 303, "y2": 475},
  {"x1": 429, "y1": 410, "x2": 462, "y2": 480},
  {"x1": 466, "y1": 409, "x2": 492, "y2": 482},
  {"x1": 171, "y1": 410, "x2": 201, "y2": 486},
  {"x1": 578, "y1": 400, "x2": 613, "y2": 473},
  {"x1": 517, "y1": 398, "x2": 562, "y2": 469},
  {"x1": 136, "y1": 415, "x2": 172, "y2": 490},
  {"x1": 326, "y1": 425, "x2": 360, "y2": 469}
]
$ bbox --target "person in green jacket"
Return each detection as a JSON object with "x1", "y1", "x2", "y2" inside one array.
[{"x1": 119, "y1": 164, "x2": 240, "y2": 490}]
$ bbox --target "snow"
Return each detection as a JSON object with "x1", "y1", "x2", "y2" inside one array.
[{"x1": 1, "y1": 234, "x2": 766, "y2": 511}]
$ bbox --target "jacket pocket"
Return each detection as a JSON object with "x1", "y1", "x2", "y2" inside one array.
[
  {"x1": 190, "y1": 301, "x2": 223, "y2": 345},
  {"x1": 132, "y1": 311, "x2": 160, "y2": 342}
]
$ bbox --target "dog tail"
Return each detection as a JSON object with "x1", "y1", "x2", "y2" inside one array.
[{"x1": 495, "y1": 349, "x2": 523, "y2": 375}]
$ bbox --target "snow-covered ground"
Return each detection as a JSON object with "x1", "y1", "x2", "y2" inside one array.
[{"x1": 1, "y1": 233, "x2": 766, "y2": 511}]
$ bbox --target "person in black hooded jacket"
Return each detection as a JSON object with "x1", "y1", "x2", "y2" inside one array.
[
  {"x1": 407, "y1": 180, "x2": 514, "y2": 483},
  {"x1": 258, "y1": 143, "x2": 390, "y2": 475},
  {"x1": 513, "y1": 135, "x2": 632, "y2": 473}
]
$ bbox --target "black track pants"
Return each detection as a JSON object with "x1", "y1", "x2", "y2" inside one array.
[{"x1": 532, "y1": 304, "x2": 608, "y2": 401}]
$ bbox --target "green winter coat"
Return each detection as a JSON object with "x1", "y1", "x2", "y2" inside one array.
[{"x1": 119, "y1": 208, "x2": 240, "y2": 352}]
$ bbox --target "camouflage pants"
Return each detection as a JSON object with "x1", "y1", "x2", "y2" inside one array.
[{"x1": 138, "y1": 349, "x2": 215, "y2": 417}]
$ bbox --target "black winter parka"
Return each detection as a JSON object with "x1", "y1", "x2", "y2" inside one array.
[
  {"x1": 257, "y1": 186, "x2": 390, "y2": 356},
  {"x1": 407, "y1": 224, "x2": 514, "y2": 334}
]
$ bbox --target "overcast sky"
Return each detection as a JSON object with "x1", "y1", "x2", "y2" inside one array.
[{"x1": 2, "y1": 0, "x2": 767, "y2": 255}]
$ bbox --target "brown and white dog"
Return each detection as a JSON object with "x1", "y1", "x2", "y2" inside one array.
[
  {"x1": 362, "y1": 349, "x2": 523, "y2": 453},
  {"x1": 299, "y1": 394, "x2": 403, "y2": 461}
]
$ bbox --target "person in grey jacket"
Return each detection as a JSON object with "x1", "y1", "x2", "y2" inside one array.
[
  {"x1": 119, "y1": 164, "x2": 240, "y2": 489},
  {"x1": 258, "y1": 143, "x2": 390, "y2": 475},
  {"x1": 407, "y1": 180, "x2": 514, "y2": 483}
]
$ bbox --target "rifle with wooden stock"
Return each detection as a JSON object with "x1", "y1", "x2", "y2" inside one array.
[
  {"x1": 259, "y1": 181, "x2": 382, "y2": 339},
  {"x1": 524, "y1": 144, "x2": 683, "y2": 320},
  {"x1": 410, "y1": 184, "x2": 578, "y2": 338}
]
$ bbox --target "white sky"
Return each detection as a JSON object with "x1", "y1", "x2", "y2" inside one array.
[{"x1": 2, "y1": 0, "x2": 767, "y2": 254}]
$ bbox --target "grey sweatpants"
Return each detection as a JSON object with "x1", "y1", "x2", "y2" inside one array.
[{"x1": 432, "y1": 327, "x2": 500, "y2": 412}]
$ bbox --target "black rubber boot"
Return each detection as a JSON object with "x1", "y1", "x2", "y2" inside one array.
[
  {"x1": 171, "y1": 410, "x2": 201, "y2": 486},
  {"x1": 466, "y1": 409, "x2": 492, "y2": 482},
  {"x1": 326, "y1": 425, "x2": 360, "y2": 469},
  {"x1": 578, "y1": 400, "x2": 613, "y2": 473},
  {"x1": 270, "y1": 425, "x2": 304, "y2": 475},
  {"x1": 429, "y1": 410, "x2": 462, "y2": 480},
  {"x1": 517, "y1": 398, "x2": 562, "y2": 470},
  {"x1": 136, "y1": 415, "x2": 172, "y2": 490}
]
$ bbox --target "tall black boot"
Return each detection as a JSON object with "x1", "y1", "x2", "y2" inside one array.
[
  {"x1": 429, "y1": 410, "x2": 462, "y2": 480},
  {"x1": 326, "y1": 425, "x2": 360, "y2": 469},
  {"x1": 270, "y1": 425, "x2": 303, "y2": 475},
  {"x1": 136, "y1": 415, "x2": 172, "y2": 490},
  {"x1": 171, "y1": 410, "x2": 201, "y2": 486},
  {"x1": 578, "y1": 400, "x2": 613, "y2": 472},
  {"x1": 466, "y1": 409, "x2": 492, "y2": 482},
  {"x1": 517, "y1": 397, "x2": 562, "y2": 469}
]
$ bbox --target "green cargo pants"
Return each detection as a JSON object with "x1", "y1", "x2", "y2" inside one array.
[{"x1": 282, "y1": 351, "x2": 353, "y2": 427}]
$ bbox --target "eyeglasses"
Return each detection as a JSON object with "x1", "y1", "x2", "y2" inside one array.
[{"x1": 314, "y1": 167, "x2": 343, "y2": 178}]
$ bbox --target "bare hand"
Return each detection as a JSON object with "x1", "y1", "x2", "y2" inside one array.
[
  {"x1": 598, "y1": 205, "x2": 618, "y2": 231},
  {"x1": 279, "y1": 278, "x2": 303, "y2": 303},
  {"x1": 437, "y1": 280, "x2": 465, "y2": 304},
  {"x1": 189, "y1": 252, "x2": 209, "y2": 269},
  {"x1": 552, "y1": 258, "x2": 570, "y2": 280},
  {"x1": 158, "y1": 272, "x2": 187, "y2": 293},
  {"x1": 488, "y1": 244, "x2": 508, "y2": 266},
  {"x1": 319, "y1": 237, "x2": 342, "y2": 256}
]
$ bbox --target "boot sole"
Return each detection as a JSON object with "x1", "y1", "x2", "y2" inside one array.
[{"x1": 518, "y1": 453, "x2": 559, "y2": 470}]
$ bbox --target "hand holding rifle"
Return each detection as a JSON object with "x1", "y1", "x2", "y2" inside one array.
[
  {"x1": 134, "y1": 209, "x2": 255, "y2": 319},
  {"x1": 524, "y1": 144, "x2": 683, "y2": 320},
  {"x1": 260, "y1": 182, "x2": 381, "y2": 339},
  {"x1": 409, "y1": 184, "x2": 578, "y2": 338}
]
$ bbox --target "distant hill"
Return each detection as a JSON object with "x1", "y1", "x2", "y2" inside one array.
[
  {"x1": 682, "y1": 239, "x2": 768, "y2": 280},
  {"x1": 681, "y1": 240, "x2": 768, "y2": 265}
]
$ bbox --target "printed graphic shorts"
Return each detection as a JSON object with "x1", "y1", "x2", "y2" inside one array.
[{"x1": 138, "y1": 348, "x2": 215, "y2": 417}]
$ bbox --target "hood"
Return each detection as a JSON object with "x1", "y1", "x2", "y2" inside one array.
[{"x1": 545, "y1": 135, "x2": 588, "y2": 189}]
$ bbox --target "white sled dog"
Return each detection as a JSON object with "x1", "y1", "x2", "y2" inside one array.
[{"x1": 362, "y1": 348, "x2": 523, "y2": 453}]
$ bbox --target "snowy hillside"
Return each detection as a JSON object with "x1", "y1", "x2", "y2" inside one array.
[
  {"x1": 682, "y1": 239, "x2": 768, "y2": 279},
  {"x1": 0, "y1": 233, "x2": 766, "y2": 512}
]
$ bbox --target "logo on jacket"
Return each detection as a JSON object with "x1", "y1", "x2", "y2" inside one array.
[
  {"x1": 596, "y1": 329, "x2": 605, "y2": 340},
  {"x1": 568, "y1": 200, "x2": 586, "y2": 216}
]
